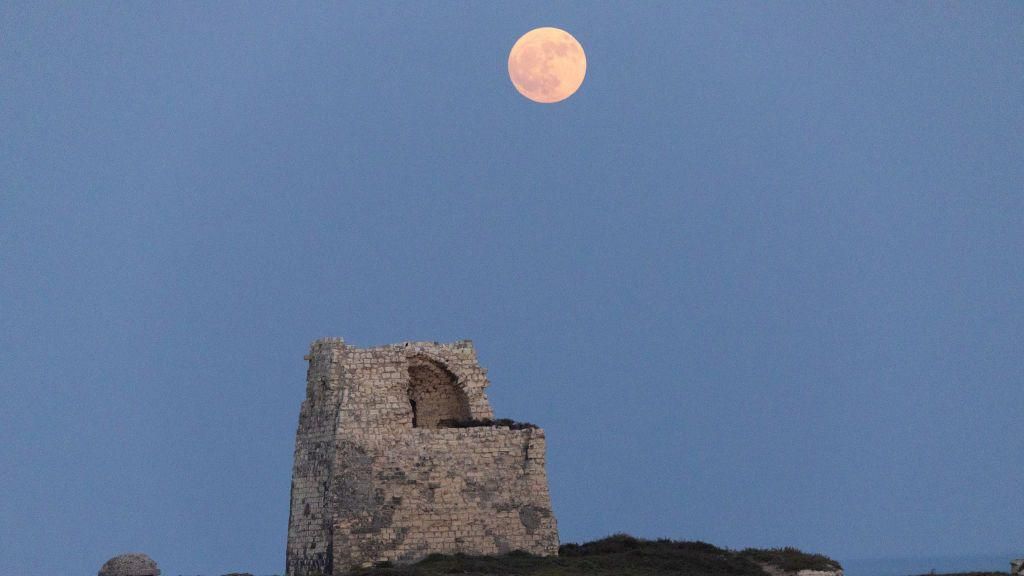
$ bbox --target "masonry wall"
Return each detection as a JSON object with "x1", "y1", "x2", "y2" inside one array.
[
  {"x1": 286, "y1": 338, "x2": 559, "y2": 575},
  {"x1": 331, "y1": 427, "x2": 557, "y2": 568},
  {"x1": 286, "y1": 339, "x2": 346, "y2": 576}
]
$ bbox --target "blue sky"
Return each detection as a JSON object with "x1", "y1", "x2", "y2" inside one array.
[{"x1": 1, "y1": 3, "x2": 1022, "y2": 575}]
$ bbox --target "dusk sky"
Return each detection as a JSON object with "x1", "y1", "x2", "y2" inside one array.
[{"x1": 1, "y1": 3, "x2": 1022, "y2": 575}]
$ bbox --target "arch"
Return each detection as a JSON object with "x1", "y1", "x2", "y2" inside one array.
[{"x1": 407, "y1": 355, "x2": 470, "y2": 428}]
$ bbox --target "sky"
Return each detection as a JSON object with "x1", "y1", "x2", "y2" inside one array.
[{"x1": 1, "y1": 2, "x2": 1022, "y2": 575}]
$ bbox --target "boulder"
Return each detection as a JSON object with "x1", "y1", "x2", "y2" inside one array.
[{"x1": 98, "y1": 553, "x2": 160, "y2": 576}]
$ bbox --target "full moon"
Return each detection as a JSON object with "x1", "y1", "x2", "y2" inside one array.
[{"x1": 508, "y1": 27, "x2": 586, "y2": 103}]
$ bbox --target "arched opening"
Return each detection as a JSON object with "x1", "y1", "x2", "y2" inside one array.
[{"x1": 407, "y1": 356, "x2": 470, "y2": 428}]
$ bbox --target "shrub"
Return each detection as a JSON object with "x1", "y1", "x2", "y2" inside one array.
[
  {"x1": 739, "y1": 547, "x2": 842, "y2": 572},
  {"x1": 437, "y1": 417, "x2": 538, "y2": 430},
  {"x1": 349, "y1": 534, "x2": 842, "y2": 576}
]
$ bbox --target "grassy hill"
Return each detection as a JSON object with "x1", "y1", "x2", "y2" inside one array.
[{"x1": 348, "y1": 534, "x2": 843, "y2": 576}]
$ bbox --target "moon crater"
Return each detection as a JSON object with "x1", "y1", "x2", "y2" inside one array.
[{"x1": 508, "y1": 27, "x2": 586, "y2": 103}]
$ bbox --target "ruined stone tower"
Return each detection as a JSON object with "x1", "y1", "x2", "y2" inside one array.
[{"x1": 286, "y1": 338, "x2": 558, "y2": 575}]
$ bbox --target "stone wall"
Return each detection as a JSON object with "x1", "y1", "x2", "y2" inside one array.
[
  {"x1": 331, "y1": 427, "x2": 557, "y2": 568},
  {"x1": 286, "y1": 339, "x2": 345, "y2": 576},
  {"x1": 286, "y1": 339, "x2": 558, "y2": 575}
]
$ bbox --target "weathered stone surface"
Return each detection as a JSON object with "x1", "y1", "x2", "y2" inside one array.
[
  {"x1": 795, "y1": 570, "x2": 844, "y2": 576},
  {"x1": 759, "y1": 562, "x2": 843, "y2": 576},
  {"x1": 97, "y1": 553, "x2": 160, "y2": 576},
  {"x1": 286, "y1": 338, "x2": 559, "y2": 575}
]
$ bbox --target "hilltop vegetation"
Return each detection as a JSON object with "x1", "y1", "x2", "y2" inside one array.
[
  {"x1": 348, "y1": 534, "x2": 842, "y2": 576},
  {"x1": 913, "y1": 569, "x2": 1007, "y2": 573}
]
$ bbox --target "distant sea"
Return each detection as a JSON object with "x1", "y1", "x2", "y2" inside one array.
[{"x1": 842, "y1": 554, "x2": 1015, "y2": 576}]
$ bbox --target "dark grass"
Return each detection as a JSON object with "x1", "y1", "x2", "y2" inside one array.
[
  {"x1": 437, "y1": 418, "x2": 538, "y2": 431},
  {"x1": 738, "y1": 547, "x2": 842, "y2": 572},
  {"x1": 347, "y1": 534, "x2": 842, "y2": 576}
]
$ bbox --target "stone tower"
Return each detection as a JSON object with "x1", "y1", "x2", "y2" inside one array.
[{"x1": 285, "y1": 338, "x2": 558, "y2": 575}]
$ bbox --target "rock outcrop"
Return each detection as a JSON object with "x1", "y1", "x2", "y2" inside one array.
[{"x1": 97, "y1": 553, "x2": 160, "y2": 576}]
